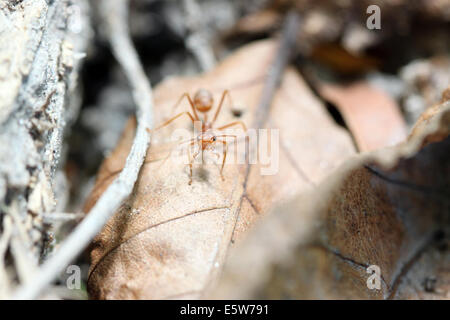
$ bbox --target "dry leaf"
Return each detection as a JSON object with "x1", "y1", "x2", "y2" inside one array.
[
  {"x1": 212, "y1": 98, "x2": 450, "y2": 299},
  {"x1": 84, "y1": 40, "x2": 356, "y2": 299},
  {"x1": 225, "y1": 9, "x2": 282, "y2": 38},
  {"x1": 319, "y1": 81, "x2": 408, "y2": 151},
  {"x1": 311, "y1": 45, "x2": 380, "y2": 74}
]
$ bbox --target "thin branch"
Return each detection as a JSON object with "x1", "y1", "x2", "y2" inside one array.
[
  {"x1": 221, "y1": 9, "x2": 300, "y2": 295},
  {"x1": 0, "y1": 216, "x2": 13, "y2": 298},
  {"x1": 252, "y1": 10, "x2": 299, "y2": 129},
  {"x1": 183, "y1": 0, "x2": 216, "y2": 71},
  {"x1": 42, "y1": 212, "x2": 84, "y2": 223},
  {"x1": 10, "y1": 237, "x2": 37, "y2": 284},
  {"x1": 8, "y1": 202, "x2": 38, "y2": 284},
  {"x1": 8, "y1": 202, "x2": 34, "y2": 250},
  {"x1": 13, "y1": 0, "x2": 154, "y2": 299}
]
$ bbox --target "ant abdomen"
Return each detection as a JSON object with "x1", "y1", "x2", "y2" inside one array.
[{"x1": 193, "y1": 88, "x2": 214, "y2": 113}]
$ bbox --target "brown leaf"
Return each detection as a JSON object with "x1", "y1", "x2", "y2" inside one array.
[
  {"x1": 212, "y1": 99, "x2": 450, "y2": 299},
  {"x1": 225, "y1": 9, "x2": 282, "y2": 38},
  {"x1": 319, "y1": 81, "x2": 408, "y2": 151},
  {"x1": 311, "y1": 45, "x2": 380, "y2": 74},
  {"x1": 84, "y1": 40, "x2": 356, "y2": 299},
  {"x1": 410, "y1": 89, "x2": 450, "y2": 147}
]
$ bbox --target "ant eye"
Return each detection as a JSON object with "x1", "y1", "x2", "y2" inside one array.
[{"x1": 212, "y1": 137, "x2": 216, "y2": 141}]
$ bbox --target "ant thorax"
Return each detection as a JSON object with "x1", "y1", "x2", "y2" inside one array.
[{"x1": 201, "y1": 120, "x2": 212, "y2": 131}]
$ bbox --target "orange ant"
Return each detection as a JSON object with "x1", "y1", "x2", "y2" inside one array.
[{"x1": 147, "y1": 89, "x2": 247, "y2": 185}]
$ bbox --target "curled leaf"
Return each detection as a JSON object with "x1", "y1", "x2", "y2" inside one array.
[
  {"x1": 212, "y1": 99, "x2": 450, "y2": 299},
  {"x1": 319, "y1": 81, "x2": 408, "y2": 152}
]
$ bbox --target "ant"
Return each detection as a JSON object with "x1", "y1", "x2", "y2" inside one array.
[{"x1": 147, "y1": 89, "x2": 247, "y2": 185}]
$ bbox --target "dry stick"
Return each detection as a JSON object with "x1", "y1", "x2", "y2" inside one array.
[
  {"x1": 42, "y1": 212, "x2": 84, "y2": 223},
  {"x1": 227, "y1": 8, "x2": 299, "y2": 258},
  {"x1": 8, "y1": 202, "x2": 39, "y2": 284},
  {"x1": 252, "y1": 10, "x2": 299, "y2": 129},
  {"x1": 206, "y1": 10, "x2": 300, "y2": 296},
  {"x1": 0, "y1": 216, "x2": 13, "y2": 298},
  {"x1": 241, "y1": 10, "x2": 299, "y2": 187},
  {"x1": 183, "y1": 0, "x2": 216, "y2": 71},
  {"x1": 13, "y1": 0, "x2": 154, "y2": 299}
]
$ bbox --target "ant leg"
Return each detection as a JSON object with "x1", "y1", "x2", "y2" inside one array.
[
  {"x1": 220, "y1": 141, "x2": 227, "y2": 180},
  {"x1": 145, "y1": 138, "x2": 196, "y2": 167},
  {"x1": 147, "y1": 111, "x2": 196, "y2": 134},
  {"x1": 217, "y1": 121, "x2": 247, "y2": 132},
  {"x1": 216, "y1": 135, "x2": 237, "y2": 163},
  {"x1": 187, "y1": 141, "x2": 199, "y2": 185},
  {"x1": 212, "y1": 90, "x2": 233, "y2": 125},
  {"x1": 212, "y1": 140, "x2": 228, "y2": 181},
  {"x1": 170, "y1": 93, "x2": 199, "y2": 121},
  {"x1": 187, "y1": 143, "x2": 193, "y2": 185}
]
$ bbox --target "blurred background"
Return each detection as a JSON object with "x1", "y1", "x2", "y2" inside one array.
[{"x1": 4, "y1": 0, "x2": 447, "y2": 299}]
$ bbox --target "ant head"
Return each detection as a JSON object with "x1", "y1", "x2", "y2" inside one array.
[
  {"x1": 200, "y1": 131, "x2": 217, "y2": 144},
  {"x1": 193, "y1": 89, "x2": 213, "y2": 113}
]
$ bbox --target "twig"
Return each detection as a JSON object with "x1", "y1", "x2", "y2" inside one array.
[
  {"x1": 8, "y1": 202, "x2": 34, "y2": 249},
  {"x1": 209, "y1": 10, "x2": 300, "y2": 296},
  {"x1": 8, "y1": 202, "x2": 38, "y2": 284},
  {"x1": 13, "y1": 0, "x2": 154, "y2": 299},
  {"x1": 252, "y1": 10, "x2": 299, "y2": 129},
  {"x1": 183, "y1": 0, "x2": 216, "y2": 71},
  {"x1": 228, "y1": 9, "x2": 300, "y2": 257},
  {"x1": 42, "y1": 212, "x2": 84, "y2": 223},
  {"x1": 0, "y1": 216, "x2": 13, "y2": 298},
  {"x1": 10, "y1": 237, "x2": 37, "y2": 284}
]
